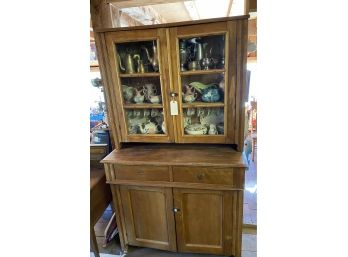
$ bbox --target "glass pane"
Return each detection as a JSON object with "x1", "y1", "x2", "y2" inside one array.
[
  {"x1": 121, "y1": 77, "x2": 162, "y2": 104},
  {"x1": 182, "y1": 73, "x2": 224, "y2": 104},
  {"x1": 183, "y1": 107, "x2": 224, "y2": 135},
  {"x1": 179, "y1": 35, "x2": 225, "y2": 71},
  {"x1": 116, "y1": 40, "x2": 159, "y2": 74},
  {"x1": 126, "y1": 109, "x2": 166, "y2": 135}
]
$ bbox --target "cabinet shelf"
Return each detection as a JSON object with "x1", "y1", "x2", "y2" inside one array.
[
  {"x1": 180, "y1": 69, "x2": 225, "y2": 76},
  {"x1": 182, "y1": 102, "x2": 225, "y2": 108},
  {"x1": 119, "y1": 72, "x2": 161, "y2": 78},
  {"x1": 124, "y1": 104, "x2": 163, "y2": 109}
]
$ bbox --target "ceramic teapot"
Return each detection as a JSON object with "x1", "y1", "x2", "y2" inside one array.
[
  {"x1": 122, "y1": 85, "x2": 134, "y2": 103},
  {"x1": 182, "y1": 84, "x2": 197, "y2": 103},
  {"x1": 128, "y1": 124, "x2": 138, "y2": 134},
  {"x1": 134, "y1": 88, "x2": 145, "y2": 104},
  {"x1": 143, "y1": 83, "x2": 157, "y2": 101},
  {"x1": 201, "y1": 84, "x2": 221, "y2": 102},
  {"x1": 184, "y1": 123, "x2": 208, "y2": 135},
  {"x1": 148, "y1": 95, "x2": 161, "y2": 104},
  {"x1": 139, "y1": 121, "x2": 160, "y2": 134}
]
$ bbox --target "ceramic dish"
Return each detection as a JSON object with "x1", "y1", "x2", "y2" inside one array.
[{"x1": 184, "y1": 124, "x2": 208, "y2": 135}]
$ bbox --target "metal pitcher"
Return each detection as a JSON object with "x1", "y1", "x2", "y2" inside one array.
[
  {"x1": 133, "y1": 54, "x2": 145, "y2": 73},
  {"x1": 179, "y1": 40, "x2": 188, "y2": 71},
  {"x1": 117, "y1": 50, "x2": 136, "y2": 74},
  {"x1": 194, "y1": 42, "x2": 204, "y2": 62},
  {"x1": 141, "y1": 41, "x2": 159, "y2": 72}
]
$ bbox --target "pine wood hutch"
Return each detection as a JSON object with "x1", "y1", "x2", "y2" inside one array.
[{"x1": 94, "y1": 15, "x2": 249, "y2": 257}]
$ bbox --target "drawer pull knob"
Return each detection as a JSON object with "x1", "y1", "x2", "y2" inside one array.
[
  {"x1": 197, "y1": 173, "x2": 205, "y2": 180},
  {"x1": 173, "y1": 208, "x2": 181, "y2": 212}
]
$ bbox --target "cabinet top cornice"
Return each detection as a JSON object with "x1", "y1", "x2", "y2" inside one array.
[
  {"x1": 102, "y1": 144, "x2": 248, "y2": 168},
  {"x1": 95, "y1": 15, "x2": 249, "y2": 33}
]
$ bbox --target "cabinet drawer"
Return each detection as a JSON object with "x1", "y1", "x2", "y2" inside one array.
[
  {"x1": 90, "y1": 147, "x2": 107, "y2": 154},
  {"x1": 114, "y1": 165, "x2": 170, "y2": 182},
  {"x1": 173, "y1": 166, "x2": 244, "y2": 187}
]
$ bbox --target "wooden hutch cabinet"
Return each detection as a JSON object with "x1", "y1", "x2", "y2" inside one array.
[{"x1": 95, "y1": 15, "x2": 249, "y2": 257}]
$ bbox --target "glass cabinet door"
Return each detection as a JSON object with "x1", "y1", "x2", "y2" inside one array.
[
  {"x1": 105, "y1": 29, "x2": 174, "y2": 143},
  {"x1": 170, "y1": 22, "x2": 235, "y2": 144}
]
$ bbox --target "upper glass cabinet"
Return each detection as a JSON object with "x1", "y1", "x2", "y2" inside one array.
[
  {"x1": 105, "y1": 29, "x2": 174, "y2": 143},
  {"x1": 103, "y1": 20, "x2": 241, "y2": 145}
]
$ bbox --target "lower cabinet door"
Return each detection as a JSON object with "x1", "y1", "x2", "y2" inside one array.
[
  {"x1": 120, "y1": 185, "x2": 177, "y2": 251},
  {"x1": 173, "y1": 188, "x2": 235, "y2": 255}
]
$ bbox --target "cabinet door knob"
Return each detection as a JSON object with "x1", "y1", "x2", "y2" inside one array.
[
  {"x1": 197, "y1": 173, "x2": 205, "y2": 180},
  {"x1": 173, "y1": 208, "x2": 181, "y2": 212}
]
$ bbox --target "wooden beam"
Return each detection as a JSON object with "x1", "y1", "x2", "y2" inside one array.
[
  {"x1": 119, "y1": 9, "x2": 145, "y2": 26},
  {"x1": 227, "y1": 0, "x2": 234, "y2": 16},
  {"x1": 90, "y1": 0, "x2": 114, "y2": 29},
  {"x1": 108, "y1": 0, "x2": 186, "y2": 8},
  {"x1": 249, "y1": 0, "x2": 257, "y2": 12},
  {"x1": 245, "y1": 0, "x2": 257, "y2": 14},
  {"x1": 244, "y1": 0, "x2": 249, "y2": 15},
  {"x1": 117, "y1": 5, "x2": 166, "y2": 24},
  {"x1": 110, "y1": 3, "x2": 121, "y2": 27},
  {"x1": 183, "y1": 1, "x2": 199, "y2": 20}
]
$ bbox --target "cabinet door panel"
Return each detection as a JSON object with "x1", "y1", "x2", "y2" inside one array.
[
  {"x1": 120, "y1": 186, "x2": 176, "y2": 251},
  {"x1": 173, "y1": 188, "x2": 234, "y2": 255},
  {"x1": 169, "y1": 22, "x2": 236, "y2": 144},
  {"x1": 105, "y1": 29, "x2": 174, "y2": 143}
]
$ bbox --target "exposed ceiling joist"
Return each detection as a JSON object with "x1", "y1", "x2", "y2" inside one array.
[
  {"x1": 108, "y1": 0, "x2": 186, "y2": 8},
  {"x1": 117, "y1": 5, "x2": 167, "y2": 24},
  {"x1": 184, "y1": 1, "x2": 200, "y2": 20},
  {"x1": 226, "y1": 0, "x2": 234, "y2": 16}
]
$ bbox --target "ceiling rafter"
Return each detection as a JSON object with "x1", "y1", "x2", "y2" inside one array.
[
  {"x1": 227, "y1": 0, "x2": 234, "y2": 16},
  {"x1": 107, "y1": 0, "x2": 186, "y2": 8}
]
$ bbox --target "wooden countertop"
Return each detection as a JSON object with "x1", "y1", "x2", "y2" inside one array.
[{"x1": 102, "y1": 144, "x2": 247, "y2": 168}]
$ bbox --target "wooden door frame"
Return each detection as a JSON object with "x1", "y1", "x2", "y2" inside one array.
[
  {"x1": 169, "y1": 21, "x2": 236, "y2": 144},
  {"x1": 104, "y1": 29, "x2": 175, "y2": 143}
]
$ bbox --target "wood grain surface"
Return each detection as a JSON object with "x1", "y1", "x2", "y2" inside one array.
[{"x1": 102, "y1": 144, "x2": 247, "y2": 167}]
